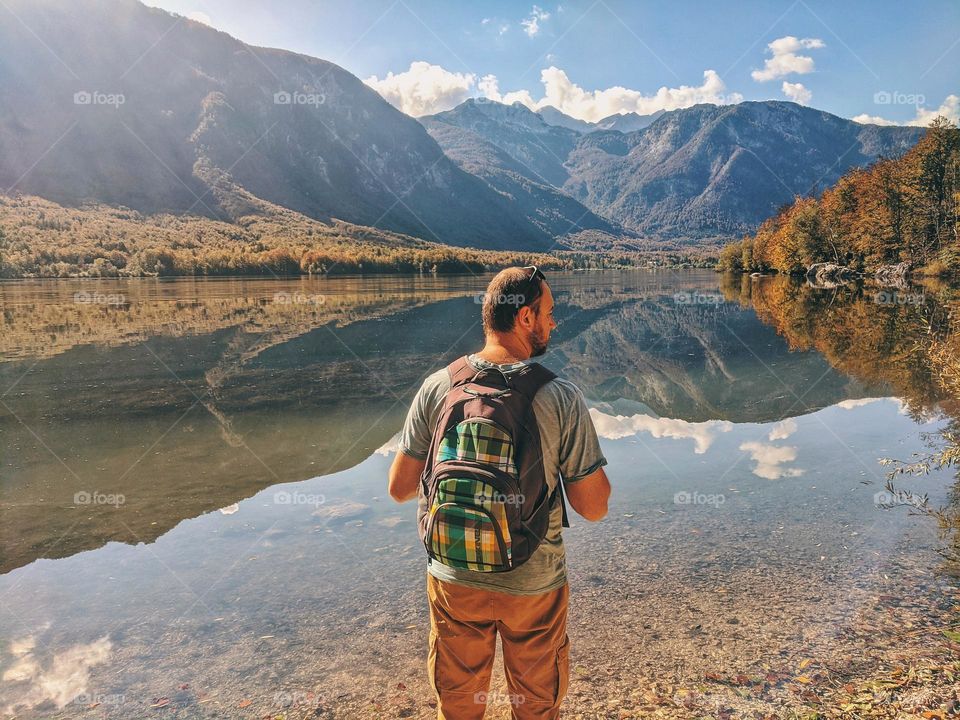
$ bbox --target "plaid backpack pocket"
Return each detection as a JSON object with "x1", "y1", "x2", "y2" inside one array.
[
  {"x1": 427, "y1": 477, "x2": 512, "y2": 571},
  {"x1": 437, "y1": 420, "x2": 518, "y2": 476}
]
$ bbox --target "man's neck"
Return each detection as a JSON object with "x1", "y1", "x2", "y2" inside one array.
[{"x1": 475, "y1": 338, "x2": 530, "y2": 365}]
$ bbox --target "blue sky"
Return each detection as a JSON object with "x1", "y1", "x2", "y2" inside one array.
[{"x1": 145, "y1": 0, "x2": 958, "y2": 124}]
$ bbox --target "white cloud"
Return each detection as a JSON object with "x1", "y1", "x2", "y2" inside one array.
[
  {"x1": 589, "y1": 408, "x2": 733, "y2": 454},
  {"x1": 477, "y1": 74, "x2": 538, "y2": 108},
  {"x1": 752, "y1": 36, "x2": 825, "y2": 82},
  {"x1": 851, "y1": 113, "x2": 898, "y2": 126},
  {"x1": 852, "y1": 94, "x2": 960, "y2": 127},
  {"x1": 375, "y1": 432, "x2": 400, "y2": 456},
  {"x1": 521, "y1": 5, "x2": 551, "y2": 37},
  {"x1": 2, "y1": 635, "x2": 112, "y2": 712},
  {"x1": 781, "y1": 81, "x2": 812, "y2": 105},
  {"x1": 186, "y1": 10, "x2": 212, "y2": 25},
  {"x1": 835, "y1": 397, "x2": 909, "y2": 415},
  {"x1": 481, "y1": 17, "x2": 509, "y2": 34},
  {"x1": 368, "y1": 60, "x2": 746, "y2": 122},
  {"x1": 837, "y1": 397, "x2": 886, "y2": 409},
  {"x1": 364, "y1": 61, "x2": 476, "y2": 117},
  {"x1": 739, "y1": 441, "x2": 805, "y2": 479},
  {"x1": 481, "y1": 66, "x2": 743, "y2": 122},
  {"x1": 768, "y1": 418, "x2": 798, "y2": 441}
]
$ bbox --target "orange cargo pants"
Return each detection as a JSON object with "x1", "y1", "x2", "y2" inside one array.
[{"x1": 426, "y1": 573, "x2": 570, "y2": 719}]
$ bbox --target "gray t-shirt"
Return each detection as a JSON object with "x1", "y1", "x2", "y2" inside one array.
[{"x1": 398, "y1": 353, "x2": 607, "y2": 595}]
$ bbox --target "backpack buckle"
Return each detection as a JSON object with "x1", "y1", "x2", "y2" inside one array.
[{"x1": 463, "y1": 386, "x2": 512, "y2": 398}]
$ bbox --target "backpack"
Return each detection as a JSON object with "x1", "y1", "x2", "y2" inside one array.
[{"x1": 417, "y1": 354, "x2": 569, "y2": 573}]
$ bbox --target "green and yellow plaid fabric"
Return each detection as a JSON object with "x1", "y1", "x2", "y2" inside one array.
[
  {"x1": 437, "y1": 420, "x2": 517, "y2": 476},
  {"x1": 428, "y1": 478, "x2": 512, "y2": 571}
]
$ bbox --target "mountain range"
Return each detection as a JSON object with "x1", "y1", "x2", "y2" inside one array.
[
  {"x1": 538, "y1": 106, "x2": 665, "y2": 134},
  {"x1": 0, "y1": 0, "x2": 552, "y2": 251},
  {"x1": 424, "y1": 99, "x2": 923, "y2": 242},
  {"x1": 0, "y1": 0, "x2": 925, "y2": 254}
]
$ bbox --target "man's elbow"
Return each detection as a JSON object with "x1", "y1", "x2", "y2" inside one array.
[
  {"x1": 388, "y1": 480, "x2": 411, "y2": 503},
  {"x1": 387, "y1": 481, "x2": 403, "y2": 503},
  {"x1": 387, "y1": 473, "x2": 411, "y2": 503},
  {"x1": 387, "y1": 452, "x2": 424, "y2": 503},
  {"x1": 568, "y1": 471, "x2": 611, "y2": 521},
  {"x1": 580, "y1": 501, "x2": 609, "y2": 522}
]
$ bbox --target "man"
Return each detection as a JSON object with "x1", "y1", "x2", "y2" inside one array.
[{"x1": 388, "y1": 266, "x2": 611, "y2": 719}]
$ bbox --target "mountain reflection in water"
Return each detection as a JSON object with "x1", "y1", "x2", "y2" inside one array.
[{"x1": 1, "y1": 270, "x2": 959, "y2": 719}]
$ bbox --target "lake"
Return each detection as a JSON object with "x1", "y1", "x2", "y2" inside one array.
[{"x1": 1, "y1": 270, "x2": 958, "y2": 719}]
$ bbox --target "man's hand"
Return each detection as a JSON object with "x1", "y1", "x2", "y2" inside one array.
[
  {"x1": 388, "y1": 451, "x2": 426, "y2": 503},
  {"x1": 564, "y1": 466, "x2": 610, "y2": 521}
]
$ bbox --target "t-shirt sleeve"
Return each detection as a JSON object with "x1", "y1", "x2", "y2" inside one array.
[
  {"x1": 559, "y1": 384, "x2": 608, "y2": 484},
  {"x1": 397, "y1": 375, "x2": 440, "y2": 460}
]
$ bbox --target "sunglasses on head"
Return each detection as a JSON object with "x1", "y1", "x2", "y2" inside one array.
[{"x1": 522, "y1": 265, "x2": 546, "y2": 283}]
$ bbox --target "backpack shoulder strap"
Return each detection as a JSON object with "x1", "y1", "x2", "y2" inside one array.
[
  {"x1": 511, "y1": 362, "x2": 569, "y2": 528},
  {"x1": 446, "y1": 355, "x2": 475, "y2": 387},
  {"x1": 508, "y1": 362, "x2": 556, "y2": 400}
]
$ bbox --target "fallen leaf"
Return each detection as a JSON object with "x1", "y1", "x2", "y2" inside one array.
[{"x1": 942, "y1": 629, "x2": 960, "y2": 643}]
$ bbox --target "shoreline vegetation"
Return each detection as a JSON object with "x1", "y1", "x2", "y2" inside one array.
[
  {"x1": 0, "y1": 194, "x2": 717, "y2": 279},
  {"x1": 717, "y1": 118, "x2": 960, "y2": 281},
  {"x1": 9, "y1": 122, "x2": 954, "y2": 283}
]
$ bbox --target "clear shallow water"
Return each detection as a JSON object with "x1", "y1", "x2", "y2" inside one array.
[{"x1": 0, "y1": 271, "x2": 957, "y2": 718}]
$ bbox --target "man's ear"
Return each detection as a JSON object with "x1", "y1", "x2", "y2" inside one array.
[{"x1": 516, "y1": 305, "x2": 534, "y2": 330}]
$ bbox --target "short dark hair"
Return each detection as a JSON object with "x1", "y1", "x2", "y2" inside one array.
[{"x1": 481, "y1": 267, "x2": 545, "y2": 334}]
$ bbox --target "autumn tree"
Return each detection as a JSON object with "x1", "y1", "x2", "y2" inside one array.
[
  {"x1": 908, "y1": 116, "x2": 959, "y2": 260},
  {"x1": 719, "y1": 118, "x2": 960, "y2": 276}
]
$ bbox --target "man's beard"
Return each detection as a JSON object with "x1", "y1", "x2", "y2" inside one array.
[{"x1": 529, "y1": 327, "x2": 548, "y2": 357}]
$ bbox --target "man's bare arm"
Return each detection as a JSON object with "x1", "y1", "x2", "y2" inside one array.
[
  {"x1": 388, "y1": 451, "x2": 426, "y2": 503},
  {"x1": 564, "y1": 466, "x2": 610, "y2": 521}
]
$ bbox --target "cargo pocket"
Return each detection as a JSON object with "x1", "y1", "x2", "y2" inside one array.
[
  {"x1": 554, "y1": 634, "x2": 570, "y2": 705},
  {"x1": 427, "y1": 627, "x2": 440, "y2": 695}
]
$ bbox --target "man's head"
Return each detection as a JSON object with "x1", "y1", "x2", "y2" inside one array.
[{"x1": 480, "y1": 266, "x2": 557, "y2": 358}]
